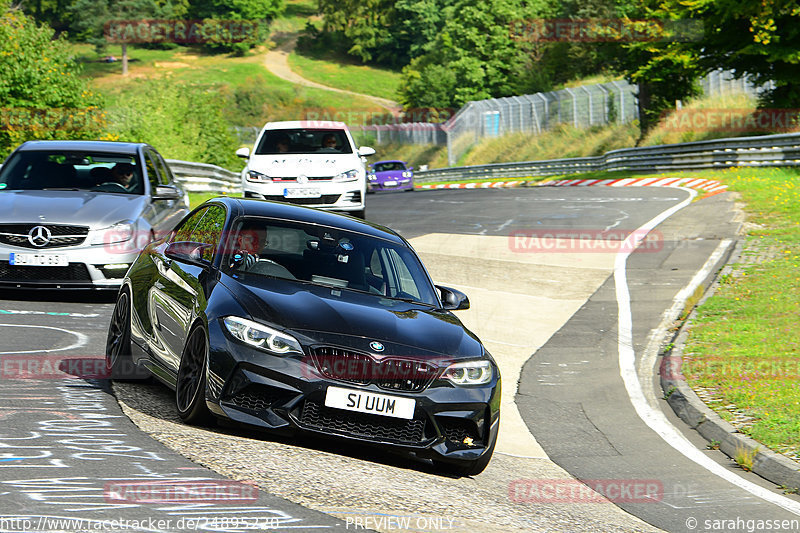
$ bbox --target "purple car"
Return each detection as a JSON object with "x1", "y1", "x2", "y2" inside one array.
[{"x1": 367, "y1": 160, "x2": 414, "y2": 192}]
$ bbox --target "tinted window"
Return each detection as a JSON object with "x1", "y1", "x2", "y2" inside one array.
[
  {"x1": 0, "y1": 150, "x2": 143, "y2": 194},
  {"x1": 226, "y1": 217, "x2": 438, "y2": 305},
  {"x1": 254, "y1": 128, "x2": 353, "y2": 155},
  {"x1": 144, "y1": 152, "x2": 160, "y2": 190},
  {"x1": 189, "y1": 205, "x2": 226, "y2": 262},
  {"x1": 153, "y1": 152, "x2": 172, "y2": 185},
  {"x1": 374, "y1": 162, "x2": 406, "y2": 172},
  {"x1": 172, "y1": 207, "x2": 209, "y2": 243}
]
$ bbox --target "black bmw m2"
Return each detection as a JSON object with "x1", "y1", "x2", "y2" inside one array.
[{"x1": 106, "y1": 198, "x2": 500, "y2": 475}]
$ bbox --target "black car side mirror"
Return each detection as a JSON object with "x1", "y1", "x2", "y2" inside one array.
[
  {"x1": 437, "y1": 285, "x2": 469, "y2": 310},
  {"x1": 165, "y1": 241, "x2": 211, "y2": 265}
]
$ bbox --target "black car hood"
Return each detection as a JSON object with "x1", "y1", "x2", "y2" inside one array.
[{"x1": 222, "y1": 275, "x2": 484, "y2": 359}]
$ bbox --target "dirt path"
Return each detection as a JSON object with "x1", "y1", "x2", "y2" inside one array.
[{"x1": 264, "y1": 36, "x2": 399, "y2": 111}]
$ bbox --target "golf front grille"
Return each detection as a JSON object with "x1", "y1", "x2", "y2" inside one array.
[{"x1": 261, "y1": 195, "x2": 341, "y2": 205}]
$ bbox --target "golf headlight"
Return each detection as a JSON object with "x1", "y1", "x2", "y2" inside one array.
[
  {"x1": 442, "y1": 360, "x2": 493, "y2": 385},
  {"x1": 91, "y1": 220, "x2": 135, "y2": 245},
  {"x1": 368, "y1": 173, "x2": 376, "y2": 181},
  {"x1": 246, "y1": 170, "x2": 271, "y2": 183},
  {"x1": 223, "y1": 316, "x2": 302, "y2": 355},
  {"x1": 334, "y1": 169, "x2": 359, "y2": 182}
]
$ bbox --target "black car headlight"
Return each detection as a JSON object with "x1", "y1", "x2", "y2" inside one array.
[
  {"x1": 222, "y1": 316, "x2": 302, "y2": 355},
  {"x1": 442, "y1": 360, "x2": 493, "y2": 386}
]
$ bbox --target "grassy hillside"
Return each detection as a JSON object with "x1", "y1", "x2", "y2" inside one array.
[{"x1": 288, "y1": 50, "x2": 401, "y2": 101}]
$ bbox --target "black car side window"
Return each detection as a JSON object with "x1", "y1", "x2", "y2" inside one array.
[
  {"x1": 188, "y1": 205, "x2": 226, "y2": 263},
  {"x1": 172, "y1": 208, "x2": 208, "y2": 243}
]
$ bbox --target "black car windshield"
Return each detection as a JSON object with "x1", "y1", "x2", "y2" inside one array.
[
  {"x1": 254, "y1": 128, "x2": 353, "y2": 155},
  {"x1": 0, "y1": 150, "x2": 143, "y2": 195},
  {"x1": 225, "y1": 217, "x2": 439, "y2": 306},
  {"x1": 373, "y1": 162, "x2": 406, "y2": 172}
]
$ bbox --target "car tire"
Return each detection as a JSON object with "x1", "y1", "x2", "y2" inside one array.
[
  {"x1": 105, "y1": 288, "x2": 150, "y2": 380},
  {"x1": 352, "y1": 208, "x2": 366, "y2": 220},
  {"x1": 434, "y1": 437, "x2": 496, "y2": 477},
  {"x1": 175, "y1": 325, "x2": 214, "y2": 425}
]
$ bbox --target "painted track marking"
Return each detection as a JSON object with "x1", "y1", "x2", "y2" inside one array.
[{"x1": 614, "y1": 187, "x2": 800, "y2": 515}]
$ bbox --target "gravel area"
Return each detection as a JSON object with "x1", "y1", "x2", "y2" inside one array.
[{"x1": 113, "y1": 381, "x2": 661, "y2": 533}]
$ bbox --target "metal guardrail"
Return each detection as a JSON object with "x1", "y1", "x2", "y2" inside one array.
[
  {"x1": 166, "y1": 159, "x2": 242, "y2": 194},
  {"x1": 415, "y1": 132, "x2": 800, "y2": 183},
  {"x1": 164, "y1": 132, "x2": 800, "y2": 194}
]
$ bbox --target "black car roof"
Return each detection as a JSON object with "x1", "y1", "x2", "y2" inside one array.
[
  {"x1": 212, "y1": 198, "x2": 408, "y2": 246},
  {"x1": 17, "y1": 140, "x2": 147, "y2": 154}
]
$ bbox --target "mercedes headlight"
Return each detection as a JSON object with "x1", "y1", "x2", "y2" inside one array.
[
  {"x1": 223, "y1": 316, "x2": 303, "y2": 355},
  {"x1": 442, "y1": 360, "x2": 493, "y2": 386},
  {"x1": 91, "y1": 220, "x2": 135, "y2": 245}
]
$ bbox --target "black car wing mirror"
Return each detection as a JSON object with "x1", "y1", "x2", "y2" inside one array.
[
  {"x1": 436, "y1": 285, "x2": 470, "y2": 310},
  {"x1": 165, "y1": 241, "x2": 211, "y2": 266}
]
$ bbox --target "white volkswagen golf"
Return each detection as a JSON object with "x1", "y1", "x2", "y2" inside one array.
[{"x1": 237, "y1": 121, "x2": 375, "y2": 219}]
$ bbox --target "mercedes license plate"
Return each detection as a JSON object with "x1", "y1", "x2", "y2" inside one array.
[{"x1": 9, "y1": 253, "x2": 69, "y2": 266}]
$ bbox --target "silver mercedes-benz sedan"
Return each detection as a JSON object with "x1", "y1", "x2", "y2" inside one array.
[{"x1": 0, "y1": 140, "x2": 190, "y2": 289}]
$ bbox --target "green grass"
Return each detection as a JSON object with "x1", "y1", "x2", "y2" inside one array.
[
  {"x1": 70, "y1": 42, "x2": 386, "y2": 132},
  {"x1": 288, "y1": 49, "x2": 401, "y2": 101},
  {"x1": 189, "y1": 192, "x2": 230, "y2": 209},
  {"x1": 270, "y1": 0, "x2": 320, "y2": 36},
  {"x1": 678, "y1": 166, "x2": 800, "y2": 458}
]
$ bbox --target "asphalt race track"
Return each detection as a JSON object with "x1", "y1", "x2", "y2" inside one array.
[{"x1": 1, "y1": 187, "x2": 799, "y2": 533}]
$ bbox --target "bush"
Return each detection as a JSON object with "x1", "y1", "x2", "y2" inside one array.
[
  {"x1": 0, "y1": 3, "x2": 101, "y2": 158},
  {"x1": 104, "y1": 79, "x2": 241, "y2": 169}
]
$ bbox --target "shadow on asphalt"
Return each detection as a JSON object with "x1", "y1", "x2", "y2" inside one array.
[
  {"x1": 0, "y1": 288, "x2": 117, "y2": 304},
  {"x1": 112, "y1": 379, "x2": 465, "y2": 478}
]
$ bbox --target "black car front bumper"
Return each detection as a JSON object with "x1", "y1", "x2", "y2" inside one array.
[{"x1": 205, "y1": 322, "x2": 501, "y2": 464}]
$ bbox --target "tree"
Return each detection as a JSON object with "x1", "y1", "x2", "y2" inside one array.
[
  {"x1": 399, "y1": 0, "x2": 538, "y2": 108},
  {"x1": 189, "y1": 0, "x2": 282, "y2": 54},
  {"x1": 664, "y1": 0, "x2": 800, "y2": 108},
  {"x1": 0, "y1": 2, "x2": 101, "y2": 156},
  {"x1": 69, "y1": 0, "x2": 159, "y2": 75}
]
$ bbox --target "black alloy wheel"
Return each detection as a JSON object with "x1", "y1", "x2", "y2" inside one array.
[
  {"x1": 176, "y1": 326, "x2": 214, "y2": 425},
  {"x1": 106, "y1": 288, "x2": 148, "y2": 380}
]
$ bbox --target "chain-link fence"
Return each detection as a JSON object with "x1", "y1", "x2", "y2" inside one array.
[
  {"x1": 364, "y1": 70, "x2": 774, "y2": 166},
  {"x1": 440, "y1": 80, "x2": 639, "y2": 165},
  {"x1": 229, "y1": 71, "x2": 770, "y2": 166},
  {"x1": 699, "y1": 69, "x2": 771, "y2": 101}
]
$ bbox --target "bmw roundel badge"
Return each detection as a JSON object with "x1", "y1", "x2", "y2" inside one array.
[{"x1": 369, "y1": 341, "x2": 384, "y2": 352}]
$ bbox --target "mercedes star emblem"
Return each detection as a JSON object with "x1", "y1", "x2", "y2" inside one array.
[{"x1": 28, "y1": 225, "x2": 52, "y2": 247}]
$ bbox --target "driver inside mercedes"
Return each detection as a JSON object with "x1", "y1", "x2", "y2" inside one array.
[{"x1": 108, "y1": 163, "x2": 136, "y2": 191}]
